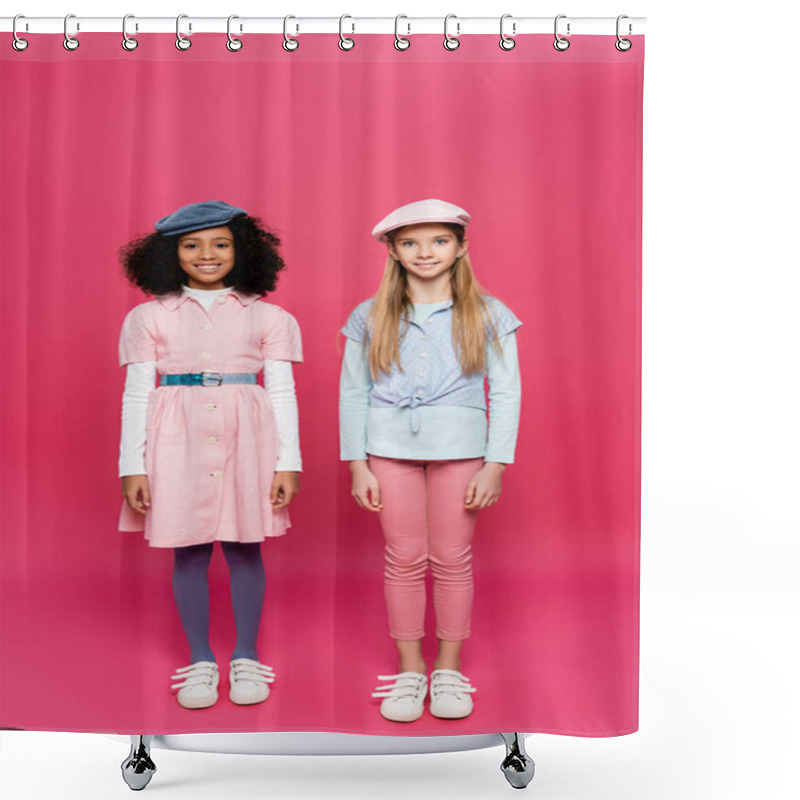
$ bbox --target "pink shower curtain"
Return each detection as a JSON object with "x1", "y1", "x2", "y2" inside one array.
[{"x1": 0, "y1": 32, "x2": 643, "y2": 736}]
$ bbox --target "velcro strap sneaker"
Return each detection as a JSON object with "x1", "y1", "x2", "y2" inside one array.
[
  {"x1": 429, "y1": 669, "x2": 476, "y2": 719},
  {"x1": 229, "y1": 658, "x2": 276, "y2": 705},
  {"x1": 371, "y1": 672, "x2": 428, "y2": 722},
  {"x1": 170, "y1": 661, "x2": 220, "y2": 709}
]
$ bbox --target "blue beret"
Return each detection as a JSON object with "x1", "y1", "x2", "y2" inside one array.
[{"x1": 154, "y1": 201, "x2": 247, "y2": 236}]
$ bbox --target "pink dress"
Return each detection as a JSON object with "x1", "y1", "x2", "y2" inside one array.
[{"x1": 118, "y1": 290, "x2": 302, "y2": 548}]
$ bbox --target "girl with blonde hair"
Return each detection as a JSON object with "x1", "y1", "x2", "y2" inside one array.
[{"x1": 340, "y1": 199, "x2": 522, "y2": 722}]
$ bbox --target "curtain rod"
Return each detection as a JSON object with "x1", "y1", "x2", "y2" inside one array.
[{"x1": 1, "y1": 16, "x2": 646, "y2": 36}]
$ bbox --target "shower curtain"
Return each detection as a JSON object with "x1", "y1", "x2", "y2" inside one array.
[{"x1": 0, "y1": 31, "x2": 643, "y2": 737}]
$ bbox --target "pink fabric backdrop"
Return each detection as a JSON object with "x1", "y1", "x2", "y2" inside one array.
[{"x1": 0, "y1": 33, "x2": 643, "y2": 736}]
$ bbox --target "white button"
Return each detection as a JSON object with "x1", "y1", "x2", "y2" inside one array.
[
  {"x1": 420, "y1": 352, "x2": 428, "y2": 358},
  {"x1": 417, "y1": 390, "x2": 425, "y2": 397},
  {"x1": 201, "y1": 350, "x2": 212, "y2": 359},
  {"x1": 207, "y1": 437, "x2": 218, "y2": 444},
  {"x1": 203, "y1": 323, "x2": 213, "y2": 331},
  {"x1": 216, "y1": 296, "x2": 227, "y2": 304},
  {"x1": 205, "y1": 403, "x2": 217, "y2": 411},
  {"x1": 421, "y1": 334, "x2": 428, "y2": 340},
  {"x1": 419, "y1": 373, "x2": 425, "y2": 378},
  {"x1": 210, "y1": 470, "x2": 222, "y2": 478}
]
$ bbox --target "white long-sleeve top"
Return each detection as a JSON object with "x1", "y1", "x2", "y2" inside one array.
[{"x1": 119, "y1": 287, "x2": 301, "y2": 477}]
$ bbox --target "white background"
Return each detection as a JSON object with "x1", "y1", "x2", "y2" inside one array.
[{"x1": 2, "y1": 1, "x2": 798, "y2": 798}]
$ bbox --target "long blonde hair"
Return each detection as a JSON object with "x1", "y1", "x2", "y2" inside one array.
[{"x1": 367, "y1": 224, "x2": 499, "y2": 379}]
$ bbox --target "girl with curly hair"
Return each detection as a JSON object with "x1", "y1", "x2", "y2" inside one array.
[{"x1": 118, "y1": 201, "x2": 302, "y2": 710}]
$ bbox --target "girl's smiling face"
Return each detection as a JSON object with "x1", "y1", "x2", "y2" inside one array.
[
  {"x1": 177, "y1": 226, "x2": 235, "y2": 290},
  {"x1": 388, "y1": 223, "x2": 467, "y2": 284}
]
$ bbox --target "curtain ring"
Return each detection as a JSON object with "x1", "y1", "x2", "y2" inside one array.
[
  {"x1": 12, "y1": 14, "x2": 29, "y2": 51},
  {"x1": 122, "y1": 14, "x2": 138, "y2": 51},
  {"x1": 553, "y1": 14, "x2": 570, "y2": 51},
  {"x1": 499, "y1": 14, "x2": 516, "y2": 51},
  {"x1": 339, "y1": 14, "x2": 355, "y2": 51},
  {"x1": 394, "y1": 15, "x2": 410, "y2": 50},
  {"x1": 283, "y1": 15, "x2": 299, "y2": 51},
  {"x1": 63, "y1": 13, "x2": 80, "y2": 51},
  {"x1": 443, "y1": 14, "x2": 460, "y2": 51},
  {"x1": 227, "y1": 15, "x2": 243, "y2": 51},
  {"x1": 175, "y1": 14, "x2": 191, "y2": 51},
  {"x1": 615, "y1": 15, "x2": 632, "y2": 52}
]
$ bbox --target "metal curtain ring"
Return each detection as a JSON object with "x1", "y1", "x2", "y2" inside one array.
[
  {"x1": 176, "y1": 14, "x2": 191, "y2": 51},
  {"x1": 394, "y1": 15, "x2": 410, "y2": 50},
  {"x1": 553, "y1": 14, "x2": 570, "y2": 51},
  {"x1": 122, "y1": 14, "x2": 138, "y2": 51},
  {"x1": 63, "y1": 13, "x2": 79, "y2": 51},
  {"x1": 339, "y1": 14, "x2": 355, "y2": 50},
  {"x1": 283, "y1": 15, "x2": 299, "y2": 51},
  {"x1": 12, "y1": 14, "x2": 29, "y2": 51},
  {"x1": 499, "y1": 14, "x2": 516, "y2": 51},
  {"x1": 443, "y1": 13, "x2": 460, "y2": 51},
  {"x1": 616, "y1": 14, "x2": 632, "y2": 51},
  {"x1": 227, "y1": 15, "x2": 243, "y2": 51}
]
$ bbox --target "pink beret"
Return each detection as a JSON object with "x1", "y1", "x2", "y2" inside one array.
[{"x1": 371, "y1": 199, "x2": 471, "y2": 242}]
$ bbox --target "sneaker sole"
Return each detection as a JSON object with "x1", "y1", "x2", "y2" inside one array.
[
  {"x1": 230, "y1": 691, "x2": 271, "y2": 706},
  {"x1": 177, "y1": 692, "x2": 219, "y2": 710},
  {"x1": 430, "y1": 701, "x2": 474, "y2": 719},
  {"x1": 379, "y1": 705, "x2": 425, "y2": 723}
]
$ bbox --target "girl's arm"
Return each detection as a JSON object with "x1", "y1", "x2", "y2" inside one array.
[
  {"x1": 339, "y1": 338, "x2": 370, "y2": 461},
  {"x1": 119, "y1": 361, "x2": 155, "y2": 476},
  {"x1": 484, "y1": 331, "x2": 522, "y2": 465},
  {"x1": 464, "y1": 332, "x2": 521, "y2": 509},
  {"x1": 340, "y1": 338, "x2": 382, "y2": 511},
  {"x1": 264, "y1": 359, "x2": 301, "y2": 508},
  {"x1": 120, "y1": 361, "x2": 156, "y2": 513},
  {"x1": 264, "y1": 359, "x2": 301, "y2": 471}
]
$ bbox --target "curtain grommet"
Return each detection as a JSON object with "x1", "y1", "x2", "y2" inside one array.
[
  {"x1": 63, "y1": 13, "x2": 80, "y2": 51},
  {"x1": 283, "y1": 15, "x2": 299, "y2": 52},
  {"x1": 122, "y1": 14, "x2": 138, "y2": 51},
  {"x1": 338, "y1": 14, "x2": 355, "y2": 51},
  {"x1": 443, "y1": 14, "x2": 460, "y2": 51},
  {"x1": 499, "y1": 14, "x2": 516, "y2": 51},
  {"x1": 12, "y1": 15, "x2": 29, "y2": 51},
  {"x1": 226, "y1": 15, "x2": 243, "y2": 52},
  {"x1": 553, "y1": 14, "x2": 570, "y2": 52},
  {"x1": 615, "y1": 15, "x2": 632, "y2": 51},
  {"x1": 394, "y1": 15, "x2": 410, "y2": 50},
  {"x1": 175, "y1": 14, "x2": 191, "y2": 51}
]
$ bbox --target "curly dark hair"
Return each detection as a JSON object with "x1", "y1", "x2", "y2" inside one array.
[{"x1": 120, "y1": 214, "x2": 285, "y2": 296}]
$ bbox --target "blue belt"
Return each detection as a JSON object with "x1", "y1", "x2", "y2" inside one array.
[{"x1": 161, "y1": 372, "x2": 258, "y2": 387}]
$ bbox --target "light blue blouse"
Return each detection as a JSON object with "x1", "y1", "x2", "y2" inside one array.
[{"x1": 339, "y1": 297, "x2": 522, "y2": 462}]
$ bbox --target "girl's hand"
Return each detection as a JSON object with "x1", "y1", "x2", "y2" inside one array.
[
  {"x1": 350, "y1": 460, "x2": 383, "y2": 512},
  {"x1": 122, "y1": 474, "x2": 151, "y2": 514},
  {"x1": 464, "y1": 462, "x2": 506, "y2": 510},
  {"x1": 270, "y1": 471, "x2": 300, "y2": 509}
]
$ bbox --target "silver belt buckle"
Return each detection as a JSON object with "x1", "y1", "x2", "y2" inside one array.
[{"x1": 201, "y1": 371, "x2": 223, "y2": 386}]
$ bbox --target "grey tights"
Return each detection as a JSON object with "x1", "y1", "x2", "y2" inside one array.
[{"x1": 172, "y1": 541, "x2": 266, "y2": 664}]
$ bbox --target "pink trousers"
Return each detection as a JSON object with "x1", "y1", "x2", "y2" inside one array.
[{"x1": 368, "y1": 456, "x2": 483, "y2": 642}]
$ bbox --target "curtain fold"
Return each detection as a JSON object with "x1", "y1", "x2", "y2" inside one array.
[{"x1": 0, "y1": 32, "x2": 643, "y2": 736}]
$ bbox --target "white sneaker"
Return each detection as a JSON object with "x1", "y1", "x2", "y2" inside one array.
[
  {"x1": 372, "y1": 672, "x2": 428, "y2": 722},
  {"x1": 229, "y1": 658, "x2": 276, "y2": 705},
  {"x1": 429, "y1": 669, "x2": 476, "y2": 719},
  {"x1": 170, "y1": 661, "x2": 220, "y2": 709}
]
